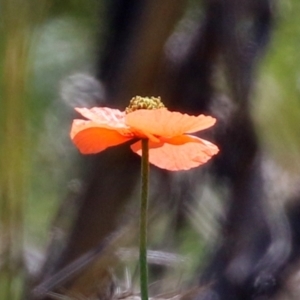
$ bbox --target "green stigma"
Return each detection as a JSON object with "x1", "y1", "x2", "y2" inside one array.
[{"x1": 126, "y1": 96, "x2": 165, "y2": 114}]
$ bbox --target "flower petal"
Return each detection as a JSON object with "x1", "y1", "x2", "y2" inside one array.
[
  {"x1": 126, "y1": 109, "x2": 216, "y2": 138},
  {"x1": 71, "y1": 120, "x2": 133, "y2": 154},
  {"x1": 73, "y1": 107, "x2": 133, "y2": 138},
  {"x1": 75, "y1": 107, "x2": 128, "y2": 129},
  {"x1": 131, "y1": 135, "x2": 219, "y2": 171}
]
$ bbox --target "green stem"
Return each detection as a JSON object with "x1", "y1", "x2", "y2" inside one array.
[{"x1": 140, "y1": 139, "x2": 149, "y2": 300}]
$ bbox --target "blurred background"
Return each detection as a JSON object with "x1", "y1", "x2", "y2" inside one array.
[{"x1": 1, "y1": 0, "x2": 300, "y2": 299}]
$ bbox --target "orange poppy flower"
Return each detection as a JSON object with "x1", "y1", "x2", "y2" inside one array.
[{"x1": 70, "y1": 99, "x2": 219, "y2": 171}]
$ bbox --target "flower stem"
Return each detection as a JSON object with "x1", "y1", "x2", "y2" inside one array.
[{"x1": 140, "y1": 139, "x2": 149, "y2": 300}]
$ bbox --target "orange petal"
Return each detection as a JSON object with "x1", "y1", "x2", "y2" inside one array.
[
  {"x1": 73, "y1": 107, "x2": 133, "y2": 138},
  {"x1": 131, "y1": 135, "x2": 219, "y2": 171},
  {"x1": 75, "y1": 107, "x2": 128, "y2": 129},
  {"x1": 126, "y1": 109, "x2": 216, "y2": 138},
  {"x1": 71, "y1": 120, "x2": 133, "y2": 154}
]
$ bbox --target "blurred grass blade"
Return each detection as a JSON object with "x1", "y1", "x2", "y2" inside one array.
[{"x1": 0, "y1": 0, "x2": 45, "y2": 298}]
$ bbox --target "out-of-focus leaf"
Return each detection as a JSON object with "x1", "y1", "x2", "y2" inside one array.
[{"x1": 254, "y1": 0, "x2": 300, "y2": 172}]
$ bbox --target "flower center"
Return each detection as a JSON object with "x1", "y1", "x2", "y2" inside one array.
[{"x1": 125, "y1": 96, "x2": 165, "y2": 114}]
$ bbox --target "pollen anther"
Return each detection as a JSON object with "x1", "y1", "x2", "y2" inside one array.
[{"x1": 126, "y1": 96, "x2": 165, "y2": 114}]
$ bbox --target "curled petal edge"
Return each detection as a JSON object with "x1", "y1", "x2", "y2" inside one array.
[{"x1": 131, "y1": 135, "x2": 219, "y2": 171}]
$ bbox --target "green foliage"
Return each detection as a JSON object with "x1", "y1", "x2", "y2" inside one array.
[
  {"x1": 254, "y1": 0, "x2": 300, "y2": 172},
  {"x1": 25, "y1": 0, "x2": 100, "y2": 245}
]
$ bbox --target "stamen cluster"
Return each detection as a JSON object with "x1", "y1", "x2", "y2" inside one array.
[{"x1": 125, "y1": 96, "x2": 165, "y2": 114}]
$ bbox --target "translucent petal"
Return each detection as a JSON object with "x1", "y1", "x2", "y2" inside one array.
[
  {"x1": 131, "y1": 135, "x2": 219, "y2": 171},
  {"x1": 126, "y1": 109, "x2": 216, "y2": 138},
  {"x1": 71, "y1": 120, "x2": 133, "y2": 154},
  {"x1": 75, "y1": 107, "x2": 128, "y2": 129},
  {"x1": 71, "y1": 114, "x2": 132, "y2": 140}
]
